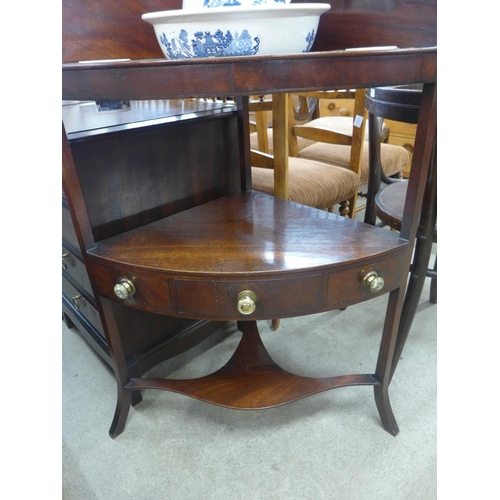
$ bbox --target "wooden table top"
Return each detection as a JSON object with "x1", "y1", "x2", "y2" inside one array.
[
  {"x1": 62, "y1": 48, "x2": 437, "y2": 101},
  {"x1": 88, "y1": 191, "x2": 406, "y2": 278}
]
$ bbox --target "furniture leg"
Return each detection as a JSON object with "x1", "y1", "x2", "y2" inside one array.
[
  {"x1": 338, "y1": 199, "x2": 350, "y2": 217},
  {"x1": 109, "y1": 384, "x2": 132, "y2": 439},
  {"x1": 271, "y1": 319, "x2": 280, "y2": 331},
  {"x1": 99, "y1": 297, "x2": 135, "y2": 439},
  {"x1": 63, "y1": 312, "x2": 75, "y2": 329},
  {"x1": 430, "y1": 255, "x2": 437, "y2": 304},
  {"x1": 374, "y1": 288, "x2": 405, "y2": 436},
  {"x1": 364, "y1": 114, "x2": 383, "y2": 226},
  {"x1": 128, "y1": 363, "x2": 143, "y2": 407},
  {"x1": 390, "y1": 140, "x2": 437, "y2": 381}
]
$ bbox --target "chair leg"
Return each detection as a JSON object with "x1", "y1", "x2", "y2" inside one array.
[{"x1": 339, "y1": 200, "x2": 350, "y2": 217}]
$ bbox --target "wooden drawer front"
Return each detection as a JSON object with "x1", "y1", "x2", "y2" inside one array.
[
  {"x1": 327, "y1": 254, "x2": 404, "y2": 309},
  {"x1": 62, "y1": 203, "x2": 79, "y2": 249},
  {"x1": 62, "y1": 300, "x2": 109, "y2": 362},
  {"x1": 62, "y1": 277, "x2": 104, "y2": 336},
  {"x1": 88, "y1": 262, "x2": 173, "y2": 313},
  {"x1": 318, "y1": 98, "x2": 355, "y2": 118},
  {"x1": 174, "y1": 275, "x2": 322, "y2": 319},
  {"x1": 62, "y1": 247, "x2": 93, "y2": 297}
]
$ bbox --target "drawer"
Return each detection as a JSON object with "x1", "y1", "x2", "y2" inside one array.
[
  {"x1": 62, "y1": 201, "x2": 79, "y2": 249},
  {"x1": 174, "y1": 275, "x2": 323, "y2": 319},
  {"x1": 88, "y1": 248, "x2": 405, "y2": 321},
  {"x1": 87, "y1": 262, "x2": 173, "y2": 313},
  {"x1": 62, "y1": 299, "x2": 109, "y2": 362},
  {"x1": 327, "y1": 253, "x2": 404, "y2": 309},
  {"x1": 318, "y1": 98, "x2": 356, "y2": 118},
  {"x1": 62, "y1": 246, "x2": 93, "y2": 297},
  {"x1": 62, "y1": 277, "x2": 104, "y2": 336},
  {"x1": 88, "y1": 260, "x2": 323, "y2": 320}
]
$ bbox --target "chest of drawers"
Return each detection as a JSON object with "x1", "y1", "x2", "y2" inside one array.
[{"x1": 62, "y1": 99, "x2": 234, "y2": 376}]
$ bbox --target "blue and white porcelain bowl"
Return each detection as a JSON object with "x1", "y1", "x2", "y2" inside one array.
[
  {"x1": 142, "y1": 4, "x2": 330, "y2": 60},
  {"x1": 182, "y1": 0, "x2": 291, "y2": 9}
]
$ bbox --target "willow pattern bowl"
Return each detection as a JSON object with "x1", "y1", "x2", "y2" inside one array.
[{"x1": 142, "y1": 4, "x2": 330, "y2": 60}]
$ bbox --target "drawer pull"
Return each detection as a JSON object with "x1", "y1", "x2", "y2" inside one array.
[
  {"x1": 62, "y1": 253, "x2": 70, "y2": 269},
  {"x1": 72, "y1": 294, "x2": 82, "y2": 309},
  {"x1": 114, "y1": 278, "x2": 136, "y2": 300},
  {"x1": 237, "y1": 290, "x2": 257, "y2": 315},
  {"x1": 363, "y1": 271, "x2": 385, "y2": 293}
]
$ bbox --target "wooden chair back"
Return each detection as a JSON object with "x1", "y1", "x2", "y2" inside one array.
[
  {"x1": 249, "y1": 96, "x2": 273, "y2": 154},
  {"x1": 286, "y1": 89, "x2": 367, "y2": 217},
  {"x1": 248, "y1": 94, "x2": 291, "y2": 200}
]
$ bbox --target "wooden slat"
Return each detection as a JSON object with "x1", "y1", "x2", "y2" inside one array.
[{"x1": 272, "y1": 94, "x2": 289, "y2": 200}]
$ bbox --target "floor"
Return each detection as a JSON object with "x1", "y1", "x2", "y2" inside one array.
[{"x1": 62, "y1": 253, "x2": 437, "y2": 500}]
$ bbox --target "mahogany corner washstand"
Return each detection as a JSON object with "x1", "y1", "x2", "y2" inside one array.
[{"x1": 62, "y1": 2, "x2": 437, "y2": 439}]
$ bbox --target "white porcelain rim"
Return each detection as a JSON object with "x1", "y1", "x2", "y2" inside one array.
[{"x1": 142, "y1": 4, "x2": 331, "y2": 24}]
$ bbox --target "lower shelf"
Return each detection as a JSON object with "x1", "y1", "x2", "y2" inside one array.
[{"x1": 127, "y1": 320, "x2": 380, "y2": 409}]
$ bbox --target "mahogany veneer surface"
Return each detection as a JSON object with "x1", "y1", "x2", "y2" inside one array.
[
  {"x1": 62, "y1": 0, "x2": 436, "y2": 63},
  {"x1": 87, "y1": 192, "x2": 408, "y2": 320},
  {"x1": 88, "y1": 191, "x2": 405, "y2": 275}
]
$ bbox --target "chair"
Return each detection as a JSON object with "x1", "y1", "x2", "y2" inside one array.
[
  {"x1": 249, "y1": 95, "x2": 272, "y2": 153},
  {"x1": 363, "y1": 85, "x2": 437, "y2": 381},
  {"x1": 251, "y1": 90, "x2": 410, "y2": 218},
  {"x1": 249, "y1": 94, "x2": 360, "y2": 215}
]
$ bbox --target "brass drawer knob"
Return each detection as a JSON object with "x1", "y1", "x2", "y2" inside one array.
[
  {"x1": 114, "y1": 278, "x2": 136, "y2": 300},
  {"x1": 62, "y1": 253, "x2": 70, "y2": 269},
  {"x1": 363, "y1": 271, "x2": 385, "y2": 293},
  {"x1": 72, "y1": 294, "x2": 82, "y2": 309},
  {"x1": 237, "y1": 290, "x2": 257, "y2": 315}
]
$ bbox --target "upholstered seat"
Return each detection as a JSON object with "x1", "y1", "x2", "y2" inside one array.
[
  {"x1": 298, "y1": 141, "x2": 409, "y2": 185},
  {"x1": 249, "y1": 94, "x2": 360, "y2": 216},
  {"x1": 252, "y1": 157, "x2": 360, "y2": 211}
]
